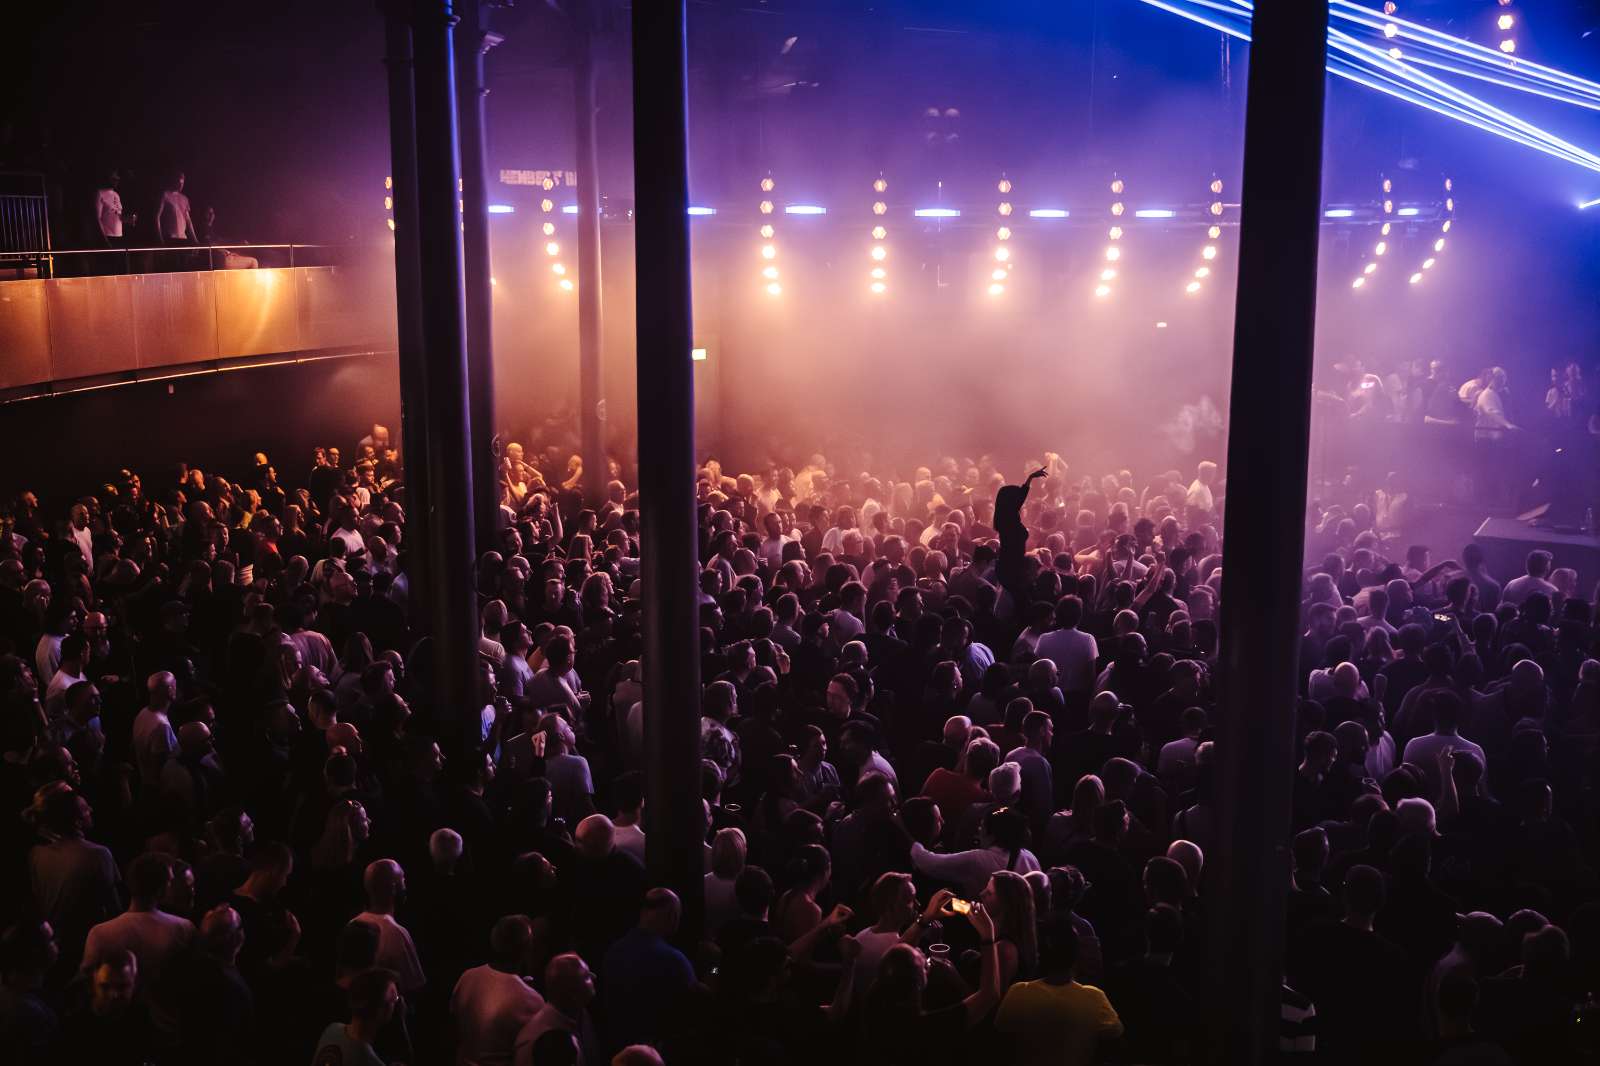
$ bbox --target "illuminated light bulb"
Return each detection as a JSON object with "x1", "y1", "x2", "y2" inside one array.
[
  {"x1": 988, "y1": 282, "x2": 1005, "y2": 296},
  {"x1": 1100, "y1": 268, "x2": 1117, "y2": 281},
  {"x1": 1381, "y1": 222, "x2": 1392, "y2": 235},
  {"x1": 542, "y1": 222, "x2": 556, "y2": 236},
  {"x1": 490, "y1": 276, "x2": 497, "y2": 286},
  {"x1": 870, "y1": 267, "x2": 885, "y2": 279},
  {"x1": 1409, "y1": 272, "x2": 1423, "y2": 284},
  {"x1": 998, "y1": 179, "x2": 1012, "y2": 194},
  {"x1": 760, "y1": 177, "x2": 775, "y2": 192},
  {"x1": 559, "y1": 278, "x2": 575, "y2": 291},
  {"x1": 1441, "y1": 220, "x2": 1452, "y2": 232},
  {"x1": 1422, "y1": 257, "x2": 1436, "y2": 269},
  {"x1": 1209, "y1": 201, "x2": 1223, "y2": 216},
  {"x1": 1110, "y1": 180, "x2": 1124, "y2": 194},
  {"x1": 998, "y1": 202, "x2": 1013, "y2": 217},
  {"x1": 761, "y1": 244, "x2": 778, "y2": 259},
  {"x1": 1194, "y1": 267, "x2": 1211, "y2": 278},
  {"x1": 766, "y1": 282, "x2": 782, "y2": 296},
  {"x1": 386, "y1": 218, "x2": 396, "y2": 231},
  {"x1": 1207, "y1": 225, "x2": 1221, "y2": 239},
  {"x1": 1388, "y1": 46, "x2": 1403, "y2": 59},
  {"x1": 541, "y1": 199, "x2": 554, "y2": 212},
  {"x1": 553, "y1": 263, "x2": 567, "y2": 275},
  {"x1": 385, "y1": 176, "x2": 393, "y2": 190},
  {"x1": 873, "y1": 201, "x2": 887, "y2": 215},
  {"x1": 760, "y1": 224, "x2": 774, "y2": 238},
  {"x1": 1105, "y1": 246, "x2": 1122, "y2": 261},
  {"x1": 1383, "y1": 22, "x2": 1397, "y2": 38},
  {"x1": 1383, "y1": 199, "x2": 1393, "y2": 214},
  {"x1": 1109, "y1": 226, "x2": 1124, "y2": 240},
  {"x1": 1499, "y1": 38, "x2": 1515, "y2": 53},
  {"x1": 871, "y1": 245, "x2": 887, "y2": 261},
  {"x1": 1210, "y1": 179, "x2": 1223, "y2": 194},
  {"x1": 542, "y1": 178, "x2": 555, "y2": 191},
  {"x1": 871, "y1": 281, "x2": 887, "y2": 294},
  {"x1": 1497, "y1": 13, "x2": 1513, "y2": 29},
  {"x1": 1444, "y1": 178, "x2": 1453, "y2": 192},
  {"x1": 994, "y1": 247, "x2": 1011, "y2": 262},
  {"x1": 1445, "y1": 198, "x2": 1454, "y2": 211},
  {"x1": 762, "y1": 265, "x2": 779, "y2": 279},
  {"x1": 1434, "y1": 238, "x2": 1445, "y2": 251},
  {"x1": 759, "y1": 200, "x2": 774, "y2": 214},
  {"x1": 545, "y1": 241, "x2": 560, "y2": 255},
  {"x1": 1383, "y1": 179, "x2": 1392, "y2": 193},
  {"x1": 1364, "y1": 262, "x2": 1378, "y2": 274},
  {"x1": 1156, "y1": 321, "x2": 1168, "y2": 329},
  {"x1": 1352, "y1": 276, "x2": 1366, "y2": 288},
  {"x1": 873, "y1": 178, "x2": 888, "y2": 193},
  {"x1": 997, "y1": 226, "x2": 1011, "y2": 240},
  {"x1": 1185, "y1": 281, "x2": 1202, "y2": 294},
  {"x1": 1383, "y1": 0, "x2": 1395, "y2": 11},
  {"x1": 1374, "y1": 241, "x2": 1387, "y2": 255},
  {"x1": 1094, "y1": 284, "x2": 1112, "y2": 298},
  {"x1": 383, "y1": 196, "x2": 393, "y2": 210},
  {"x1": 992, "y1": 268, "x2": 1008, "y2": 281},
  {"x1": 871, "y1": 226, "x2": 887, "y2": 240},
  {"x1": 1110, "y1": 202, "x2": 1125, "y2": 217},
  {"x1": 1202, "y1": 245, "x2": 1217, "y2": 260}
]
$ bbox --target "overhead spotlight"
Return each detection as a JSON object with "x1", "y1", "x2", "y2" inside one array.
[
  {"x1": 871, "y1": 281, "x2": 887, "y2": 294},
  {"x1": 1209, "y1": 201, "x2": 1224, "y2": 215},
  {"x1": 1110, "y1": 179, "x2": 1124, "y2": 194},
  {"x1": 1201, "y1": 245, "x2": 1218, "y2": 260},
  {"x1": 1111, "y1": 202, "x2": 1125, "y2": 216},
  {"x1": 873, "y1": 201, "x2": 889, "y2": 215},
  {"x1": 1383, "y1": 0, "x2": 1396, "y2": 12},
  {"x1": 1352, "y1": 276, "x2": 1366, "y2": 288},
  {"x1": 1363, "y1": 262, "x2": 1378, "y2": 274},
  {"x1": 784, "y1": 204, "x2": 826, "y2": 215},
  {"x1": 1383, "y1": 199, "x2": 1394, "y2": 214},
  {"x1": 991, "y1": 268, "x2": 1008, "y2": 281},
  {"x1": 988, "y1": 282, "x2": 1005, "y2": 296},
  {"x1": 870, "y1": 267, "x2": 886, "y2": 279},
  {"x1": 761, "y1": 244, "x2": 777, "y2": 259},
  {"x1": 1207, "y1": 225, "x2": 1221, "y2": 238},
  {"x1": 1210, "y1": 179, "x2": 1223, "y2": 194},
  {"x1": 386, "y1": 218, "x2": 396, "y2": 231},
  {"x1": 1156, "y1": 321, "x2": 1168, "y2": 329},
  {"x1": 1498, "y1": 13, "x2": 1514, "y2": 30},
  {"x1": 1109, "y1": 226, "x2": 1124, "y2": 240},
  {"x1": 760, "y1": 177, "x2": 775, "y2": 192},
  {"x1": 1375, "y1": 241, "x2": 1387, "y2": 255},
  {"x1": 1100, "y1": 268, "x2": 1117, "y2": 281},
  {"x1": 385, "y1": 176, "x2": 393, "y2": 190},
  {"x1": 1105, "y1": 246, "x2": 1121, "y2": 261},
  {"x1": 1441, "y1": 220, "x2": 1452, "y2": 232},
  {"x1": 1185, "y1": 280, "x2": 1202, "y2": 294},
  {"x1": 871, "y1": 245, "x2": 887, "y2": 260},
  {"x1": 762, "y1": 265, "x2": 779, "y2": 279},
  {"x1": 998, "y1": 202, "x2": 1013, "y2": 216},
  {"x1": 1381, "y1": 222, "x2": 1392, "y2": 235},
  {"x1": 997, "y1": 226, "x2": 1012, "y2": 240},
  {"x1": 1409, "y1": 272, "x2": 1424, "y2": 284},
  {"x1": 1499, "y1": 38, "x2": 1515, "y2": 53},
  {"x1": 1445, "y1": 198, "x2": 1454, "y2": 211},
  {"x1": 1094, "y1": 284, "x2": 1112, "y2": 298},
  {"x1": 1382, "y1": 179, "x2": 1392, "y2": 193},
  {"x1": 998, "y1": 179, "x2": 1012, "y2": 194},
  {"x1": 540, "y1": 198, "x2": 554, "y2": 212},
  {"x1": 559, "y1": 278, "x2": 575, "y2": 291},
  {"x1": 1383, "y1": 22, "x2": 1398, "y2": 38},
  {"x1": 1434, "y1": 238, "x2": 1446, "y2": 251},
  {"x1": 691, "y1": 347, "x2": 708, "y2": 361},
  {"x1": 1422, "y1": 257, "x2": 1436, "y2": 268},
  {"x1": 873, "y1": 178, "x2": 888, "y2": 193},
  {"x1": 545, "y1": 241, "x2": 560, "y2": 255},
  {"x1": 1029, "y1": 208, "x2": 1069, "y2": 218},
  {"x1": 760, "y1": 224, "x2": 774, "y2": 238},
  {"x1": 759, "y1": 200, "x2": 774, "y2": 214},
  {"x1": 1194, "y1": 267, "x2": 1211, "y2": 278},
  {"x1": 766, "y1": 281, "x2": 782, "y2": 296},
  {"x1": 994, "y1": 247, "x2": 1011, "y2": 262},
  {"x1": 1388, "y1": 46, "x2": 1403, "y2": 59},
  {"x1": 542, "y1": 178, "x2": 555, "y2": 191},
  {"x1": 687, "y1": 206, "x2": 717, "y2": 216},
  {"x1": 384, "y1": 196, "x2": 394, "y2": 210},
  {"x1": 553, "y1": 263, "x2": 567, "y2": 275},
  {"x1": 542, "y1": 222, "x2": 556, "y2": 236},
  {"x1": 871, "y1": 226, "x2": 886, "y2": 239}
]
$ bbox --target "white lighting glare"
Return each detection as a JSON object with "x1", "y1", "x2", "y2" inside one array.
[
  {"x1": 1029, "y1": 208, "x2": 1069, "y2": 218},
  {"x1": 785, "y1": 204, "x2": 826, "y2": 215},
  {"x1": 914, "y1": 208, "x2": 959, "y2": 218},
  {"x1": 1135, "y1": 209, "x2": 1176, "y2": 218}
]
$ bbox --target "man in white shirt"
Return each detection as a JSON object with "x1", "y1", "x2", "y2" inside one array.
[
  {"x1": 611, "y1": 772, "x2": 647, "y2": 865},
  {"x1": 757, "y1": 512, "x2": 791, "y2": 569},
  {"x1": 853, "y1": 873, "x2": 922, "y2": 988},
  {"x1": 80, "y1": 852, "x2": 194, "y2": 1030},
  {"x1": 1033, "y1": 596, "x2": 1099, "y2": 695},
  {"x1": 452, "y1": 915, "x2": 545, "y2": 1066},
  {"x1": 1501, "y1": 550, "x2": 1559, "y2": 608},
  {"x1": 1185, "y1": 460, "x2": 1218, "y2": 516},
  {"x1": 355, "y1": 859, "x2": 426, "y2": 995},
  {"x1": 95, "y1": 170, "x2": 136, "y2": 245},
  {"x1": 1473, "y1": 367, "x2": 1516, "y2": 438},
  {"x1": 157, "y1": 171, "x2": 194, "y2": 243},
  {"x1": 1402, "y1": 691, "x2": 1486, "y2": 796},
  {"x1": 131, "y1": 672, "x2": 180, "y2": 786},
  {"x1": 44, "y1": 633, "x2": 90, "y2": 717},
  {"x1": 68, "y1": 503, "x2": 95, "y2": 568},
  {"x1": 513, "y1": 954, "x2": 597, "y2": 1066}
]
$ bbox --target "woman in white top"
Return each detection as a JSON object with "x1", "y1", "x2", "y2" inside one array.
[{"x1": 909, "y1": 806, "x2": 1041, "y2": 897}]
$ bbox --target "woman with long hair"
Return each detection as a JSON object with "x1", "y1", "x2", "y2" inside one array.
[
  {"x1": 981, "y1": 869, "x2": 1040, "y2": 990},
  {"x1": 1043, "y1": 773, "x2": 1104, "y2": 865},
  {"x1": 773, "y1": 843, "x2": 831, "y2": 944},
  {"x1": 333, "y1": 632, "x2": 375, "y2": 709}
]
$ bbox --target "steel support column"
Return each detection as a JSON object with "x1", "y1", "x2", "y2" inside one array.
[
  {"x1": 631, "y1": 0, "x2": 704, "y2": 938},
  {"x1": 575, "y1": 2, "x2": 607, "y2": 507},
  {"x1": 1211, "y1": 2, "x2": 1330, "y2": 1063},
  {"x1": 410, "y1": 0, "x2": 483, "y2": 746},
  {"x1": 381, "y1": 6, "x2": 432, "y2": 626},
  {"x1": 455, "y1": 0, "x2": 502, "y2": 553}
]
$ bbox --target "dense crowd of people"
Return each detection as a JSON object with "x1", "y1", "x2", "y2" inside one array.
[{"x1": 2, "y1": 427, "x2": 1599, "y2": 1065}]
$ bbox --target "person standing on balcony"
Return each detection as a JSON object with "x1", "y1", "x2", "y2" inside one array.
[
  {"x1": 157, "y1": 170, "x2": 195, "y2": 247},
  {"x1": 94, "y1": 170, "x2": 135, "y2": 248}
]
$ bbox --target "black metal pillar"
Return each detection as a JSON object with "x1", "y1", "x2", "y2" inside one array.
[
  {"x1": 456, "y1": 0, "x2": 502, "y2": 553},
  {"x1": 575, "y1": 3, "x2": 607, "y2": 506},
  {"x1": 631, "y1": 0, "x2": 704, "y2": 939},
  {"x1": 1211, "y1": 3, "x2": 1329, "y2": 1064},
  {"x1": 410, "y1": 0, "x2": 483, "y2": 746},
  {"x1": 381, "y1": 6, "x2": 432, "y2": 627}
]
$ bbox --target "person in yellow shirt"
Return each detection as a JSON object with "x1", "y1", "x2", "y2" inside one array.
[{"x1": 995, "y1": 927, "x2": 1123, "y2": 1066}]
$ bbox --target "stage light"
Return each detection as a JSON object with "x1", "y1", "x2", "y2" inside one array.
[
  {"x1": 386, "y1": 218, "x2": 395, "y2": 231},
  {"x1": 1105, "y1": 246, "x2": 1121, "y2": 260},
  {"x1": 1434, "y1": 237, "x2": 1445, "y2": 250},
  {"x1": 1109, "y1": 226, "x2": 1124, "y2": 240},
  {"x1": 1135, "y1": 209, "x2": 1176, "y2": 218},
  {"x1": 1498, "y1": 13, "x2": 1513, "y2": 30},
  {"x1": 1101, "y1": 268, "x2": 1118, "y2": 281},
  {"x1": 785, "y1": 204, "x2": 826, "y2": 215},
  {"x1": 998, "y1": 179, "x2": 1013, "y2": 193},
  {"x1": 1094, "y1": 284, "x2": 1112, "y2": 298},
  {"x1": 766, "y1": 282, "x2": 782, "y2": 296},
  {"x1": 1383, "y1": 199, "x2": 1394, "y2": 213},
  {"x1": 1111, "y1": 202, "x2": 1125, "y2": 216},
  {"x1": 1446, "y1": 197, "x2": 1454, "y2": 211},
  {"x1": 1580, "y1": 198, "x2": 1600, "y2": 209},
  {"x1": 385, "y1": 176, "x2": 393, "y2": 190},
  {"x1": 872, "y1": 226, "x2": 886, "y2": 239},
  {"x1": 760, "y1": 177, "x2": 774, "y2": 192},
  {"x1": 1375, "y1": 241, "x2": 1387, "y2": 255},
  {"x1": 692, "y1": 347, "x2": 708, "y2": 361},
  {"x1": 1208, "y1": 225, "x2": 1222, "y2": 238},
  {"x1": 546, "y1": 241, "x2": 560, "y2": 256},
  {"x1": 542, "y1": 178, "x2": 554, "y2": 191},
  {"x1": 1352, "y1": 276, "x2": 1366, "y2": 288},
  {"x1": 760, "y1": 201, "x2": 774, "y2": 214},
  {"x1": 988, "y1": 282, "x2": 1005, "y2": 296},
  {"x1": 994, "y1": 247, "x2": 1011, "y2": 262},
  {"x1": 874, "y1": 201, "x2": 889, "y2": 215},
  {"x1": 1202, "y1": 245, "x2": 1218, "y2": 259},
  {"x1": 553, "y1": 263, "x2": 567, "y2": 275},
  {"x1": 384, "y1": 196, "x2": 394, "y2": 211},
  {"x1": 1388, "y1": 46, "x2": 1403, "y2": 59},
  {"x1": 871, "y1": 281, "x2": 887, "y2": 294},
  {"x1": 870, "y1": 267, "x2": 885, "y2": 279},
  {"x1": 1383, "y1": 1, "x2": 1395, "y2": 12},
  {"x1": 542, "y1": 222, "x2": 556, "y2": 236},
  {"x1": 871, "y1": 245, "x2": 887, "y2": 260},
  {"x1": 562, "y1": 205, "x2": 579, "y2": 215},
  {"x1": 1409, "y1": 272, "x2": 1424, "y2": 283},
  {"x1": 992, "y1": 268, "x2": 1008, "y2": 280},
  {"x1": 1195, "y1": 267, "x2": 1211, "y2": 278},
  {"x1": 1156, "y1": 321, "x2": 1169, "y2": 328},
  {"x1": 1442, "y1": 219, "x2": 1452, "y2": 229},
  {"x1": 1111, "y1": 180, "x2": 1124, "y2": 194},
  {"x1": 998, "y1": 202, "x2": 1013, "y2": 216},
  {"x1": 760, "y1": 224, "x2": 774, "y2": 238},
  {"x1": 761, "y1": 244, "x2": 778, "y2": 259},
  {"x1": 1422, "y1": 257, "x2": 1436, "y2": 268},
  {"x1": 997, "y1": 226, "x2": 1012, "y2": 240},
  {"x1": 873, "y1": 178, "x2": 888, "y2": 193},
  {"x1": 1185, "y1": 280, "x2": 1202, "y2": 293},
  {"x1": 1209, "y1": 201, "x2": 1224, "y2": 215},
  {"x1": 1325, "y1": 208, "x2": 1355, "y2": 217},
  {"x1": 1499, "y1": 39, "x2": 1515, "y2": 54},
  {"x1": 541, "y1": 199, "x2": 553, "y2": 213},
  {"x1": 1210, "y1": 179, "x2": 1223, "y2": 194},
  {"x1": 559, "y1": 278, "x2": 575, "y2": 291},
  {"x1": 1364, "y1": 262, "x2": 1378, "y2": 274},
  {"x1": 687, "y1": 206, "x2": 717, "y2": 216},
  {"x1": 1397, "y1": 207, "x2": 1420, "y2": 215},
  {"x1": 1029, "y1": 209, "x2": 1070, "y2": 218},
  {"x1": 763, "y1": 266, "x2": 779, "y2": 279},
  {"x1": 1383, "y1": 178, "x2": 1393, "y2": 193},
  {"x1": 486, "y1": 203, "x2": 513, "y2": 214},
  {"x1": 1382, "y1": 222, "x2": 1392, "y2": 235},
  {"x1": 1383, "y1": 22, "x2": 1397, "y2": 38},
  {"x1": 914, "y1": 207, "x2": 958, "y2": 218}
]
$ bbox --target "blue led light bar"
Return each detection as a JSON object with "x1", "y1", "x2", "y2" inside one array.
[
  {"x1": 914, "y1": 208, "x2": 961, "y2": 218},
  {"x1": 1396, "y1": 207, "x2": 1420, "y2": 216},
  {"x1": 487, "y1": 204, "x2": 515, "y2": 214},
  {"x1": 785, "y1": 205, "x2": 827, "y2": 215},
  {"x1": 1134, "y1": 209, "x2": 1177, "y2": 218},
  {"x1": 687, "y1": 206, "x2": 717, "y2": 216},
  {"x1": 1324, "y1": 208, "x2": 1356, "y2": 218},
  {"x1": 561, "y1": 205, "x2": 579, "y2": 214}
]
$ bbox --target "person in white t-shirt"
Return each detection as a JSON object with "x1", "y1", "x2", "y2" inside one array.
[
  {"x1": 1033, "y1": 596, "x2": 1099, "y2": 695},
  {"x1": 157, "y1": 171, "x2": 194, "y2": 243},
  {"x1": 95, "y1": 170, "x2": 135, "y2": 244},
  {"x1": 451, "y1": 915, "x2": 545, "y2": 1066},
  {"x1": 131, "y1": 672, "x2": 180, "y2": 786},
  {"x1": 354, "y1": 859, "x2": 426, "y2": 995},
  {"x1": 611, "y1": 772, "x2": 647, "y2": 866},
  {"x1": 80, "y1": 852, "x2": 194, "y2": 1026}
]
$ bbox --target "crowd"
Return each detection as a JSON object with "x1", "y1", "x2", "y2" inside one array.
[{"x1": 2, "y1": 426, "x2": 1600, "y2": 1066}]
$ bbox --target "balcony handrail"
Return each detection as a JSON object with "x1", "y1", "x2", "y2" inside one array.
[{"x1": 1, "y1": 242, "x2": 340, "y2": 257}]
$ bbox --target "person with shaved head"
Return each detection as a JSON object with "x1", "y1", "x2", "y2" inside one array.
[{"x1": 355, "y1": 859, "x2": 424, "y2": 995}]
